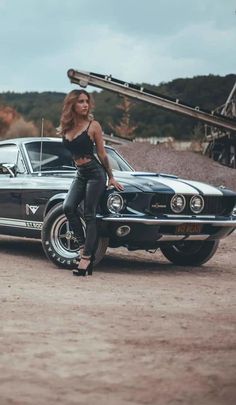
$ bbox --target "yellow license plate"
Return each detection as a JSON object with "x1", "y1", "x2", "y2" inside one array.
[{"x1": 175, "y1": 223, "x2": 202, "y2": 234}]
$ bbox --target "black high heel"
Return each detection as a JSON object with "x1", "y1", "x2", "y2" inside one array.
[
  {"x1": 87, "y1": 260, "x2": 93, "y2": 276},
  {"x1": 73, "y1": 256, "x2": 94, "y2": 277},
  {"x1": 73, "y1": 268, "x2": 86, "y2": 277},
  {"x1": 87, "y1": 254, "x2": 95, "y2": 276}
]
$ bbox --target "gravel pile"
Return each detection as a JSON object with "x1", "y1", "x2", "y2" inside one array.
[{"x1": 116, "y1": 142, "x2": 236, "y2": 191}]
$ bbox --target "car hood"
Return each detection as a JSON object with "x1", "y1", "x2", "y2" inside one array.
[
  {"x1": 115, "y1": 171, "x2": 230, "y2": 196},
  {"x1": 34, "y1": 170, "x2": 234, "y2": 196}
]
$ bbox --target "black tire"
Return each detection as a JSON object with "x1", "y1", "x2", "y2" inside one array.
[
  {"x1": 160, "y1": 240, "x2": 219, "y2": 266},
  {"x1": 41, "y1": 203, "x2": 108, "y2": 269}
]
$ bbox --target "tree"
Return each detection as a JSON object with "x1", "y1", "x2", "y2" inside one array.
[
  {"x1": 109, "y1": 97, "x2": 137, "y2": 140},
  {"x1": 0, "y1": 105, "x2": 20, "y2": 138},
  {"x1": 5, "y1": 117, "x2": 39, "y2": 139}
]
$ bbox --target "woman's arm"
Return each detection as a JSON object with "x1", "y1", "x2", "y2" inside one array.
[{"x1": 92, "y1": 121, "x2": 124, "y2": 191}]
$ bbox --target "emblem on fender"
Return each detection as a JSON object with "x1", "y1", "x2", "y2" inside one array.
[{"x1": 26, "y1": 204, "x2": 39, "y2": 215}]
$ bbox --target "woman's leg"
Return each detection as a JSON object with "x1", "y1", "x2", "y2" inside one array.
[
  {"x1": 83, "y1": 174, "x2": 106, "y2": 259},
  {"x1": 63, "y1": 175, "x2": 86, "y2": 248}
]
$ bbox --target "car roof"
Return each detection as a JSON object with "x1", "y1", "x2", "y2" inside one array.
[
  {"x1": 0, "y1": 137, "x2": 115, "y2": 150},
  {"x1": 0, "y1": 137, "x2": 58, "y2": 145}
]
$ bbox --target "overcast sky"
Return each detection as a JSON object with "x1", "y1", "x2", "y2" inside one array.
[{"x1": 0, "y1": 0, "x2": 235, "y2": 93}]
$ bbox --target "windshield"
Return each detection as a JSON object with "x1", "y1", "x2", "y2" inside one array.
[
  {"x1": 25, "y1": 141, "x2": 75, "y2": 172},
  {"x1": 24, "y1": 140, "x2": 133, "y2": 173},
  {"x1": 97, "y1": 148, "x2": 133, "y2": 172}
]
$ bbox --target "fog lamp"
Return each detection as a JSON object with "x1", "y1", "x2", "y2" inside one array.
[{"x1": 116, "y1": 225, "x2": 131, "y2": 237}]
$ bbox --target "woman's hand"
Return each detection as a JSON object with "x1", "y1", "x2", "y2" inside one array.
[{"x1": 108, "y1": 177, "x2": 124, "y2": 191}]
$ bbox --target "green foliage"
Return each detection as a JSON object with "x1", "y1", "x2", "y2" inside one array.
[
  {"x1": 0, "y1": 74, "x2": 235, "y2": 140},
  {"x1": 0, "y1": 91, "x2": 65, "y2": 128}
]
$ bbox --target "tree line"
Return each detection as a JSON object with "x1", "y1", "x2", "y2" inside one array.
[{"x1": 0, "y1": 73, "x2": 235, "y2": 140}]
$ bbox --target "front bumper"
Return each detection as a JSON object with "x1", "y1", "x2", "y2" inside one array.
[
  {"x1": 101, "y1": 214, "x2": 236, "y2": 227},
  {"x1": 98, "y1": 214, "x2": 236, "y2": 246}
]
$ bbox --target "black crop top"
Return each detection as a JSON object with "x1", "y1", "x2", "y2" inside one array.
[{"x1": 62, "y1": 121, "x2": 94, "y2": 160}]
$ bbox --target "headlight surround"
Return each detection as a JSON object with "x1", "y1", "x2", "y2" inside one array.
[
  {"x1": 170, "y1": 194, "x2": 186, "y2": 213},
  {"x1": 107, "y1": 193, "x2": 124, "y2": 214},
  {"x1": 190, "y1": 195, "x2": 204, "y2": 214}
]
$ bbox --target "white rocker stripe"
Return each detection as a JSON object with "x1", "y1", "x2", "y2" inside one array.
[{"x1": 0, "y1": 217, "x2": 43, "y2": 230}]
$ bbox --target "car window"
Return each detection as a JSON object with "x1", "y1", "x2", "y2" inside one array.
[
  {"x1": 101, "y1": 148, "x2": 133, "y2": 171},
  {"x1": 25, "y1": 141, "x2": 75, "y2": 171},
  {"x1": 0, "y1": 144, "x2": 26, "y2": 174},
  {"x1": 16, "y1": 150, "x2": 27, "y2": 173},
  {"x1": 24, "y1": 140, "x2": 133, "y2": 172},
  {"x1": 0, "y1": 144, "x2": 18, "y2": 164}
]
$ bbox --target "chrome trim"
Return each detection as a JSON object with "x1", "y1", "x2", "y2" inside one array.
[
  {"x1": 2, "y1": 215, "x2": 235, "y2": 231},
  {"x1": 158, "y1": 235, "x2": 186, "y2": 241},
  {"x1": 101, "y1": 216, "x2": 236, "y2": 227},
  {"x1": 22, "y1": 143, "x2": 34, "y2": 173},
  {"x1": 166, "y1": 215, "x2": 216, "y2": 219},
  {"x1": 185, "y1": 235, "x2": 210, "y2": 240},
  {"x1": 1, "y1": 164, "x2": 15, "y2": 178},
  {"x1": 158, "y1": 234, "x2": 210, "y2": 241}
]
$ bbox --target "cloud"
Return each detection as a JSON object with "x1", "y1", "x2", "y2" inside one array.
[
  {"x1": 0, "y1": 0, "x2": 235, "y2": 92},
  {"x1": 62, "y1": 20, "x2": 236, "y2": 86}
]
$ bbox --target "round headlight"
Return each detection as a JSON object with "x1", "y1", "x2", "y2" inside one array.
[
  {"x1": 170, "y1": 194, "x2": 186, "y2": 213},
  {"x1": 107, "y1": 193, "x2": 124, "y2": 214},
  {"x1": 190, "y1": 195, "x2": 204, "y2": 214}
]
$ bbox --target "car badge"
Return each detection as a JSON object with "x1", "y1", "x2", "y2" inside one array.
[
  {"x1": 26, "y1": 204, "x2": 39, "y2": 215},
  {"x1": 151, "y1": 203, "x2": 167, "y2": 209}
]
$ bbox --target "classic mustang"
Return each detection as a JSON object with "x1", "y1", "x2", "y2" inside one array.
[{"x1": 0, "y1": 136, "x2": 236, "y2": 268}]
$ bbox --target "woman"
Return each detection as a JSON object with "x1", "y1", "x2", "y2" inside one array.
[{"x1": 59, "y1": 89, "x2": 123, "y2": 276}]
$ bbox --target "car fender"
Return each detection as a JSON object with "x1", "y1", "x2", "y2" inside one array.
[
  {"x1": 43, "y1": 192, "x2": 85, "y2": 219},
  {"x1": 43, "y1": 193, "x2": 67, "y2": 218}
]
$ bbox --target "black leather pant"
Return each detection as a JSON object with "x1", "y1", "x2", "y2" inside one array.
[{"x1": 63, "y1": 159, "x2": 106, "y2": 257}]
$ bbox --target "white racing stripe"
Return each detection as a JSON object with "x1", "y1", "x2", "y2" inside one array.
[
  {"x1": 120, "y1": 173, "x2": 224, "y2": 196},
  {"x1": 152, "y1": 176, "x2": 199, "y2": 194},
  {"x1": 182, "y1": 180, "x2": 223, "y2": 195}
]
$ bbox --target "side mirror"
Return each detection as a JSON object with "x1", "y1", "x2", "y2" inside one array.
[{"x1": 0, "y1": 163, "x2": 17, "y2": 177}]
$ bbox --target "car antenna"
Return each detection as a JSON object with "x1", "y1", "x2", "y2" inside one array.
[{"x1": 39, "y1": 117, "x2": 44, "y2": 175}]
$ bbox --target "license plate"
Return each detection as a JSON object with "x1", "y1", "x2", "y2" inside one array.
[{"x1": 175, "y1": 223, "x2": 202, "y2": 234}]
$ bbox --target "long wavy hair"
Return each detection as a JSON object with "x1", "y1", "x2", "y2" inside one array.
[{"x1": 58, "y1": 89, "x2": 92, "y2": 135}]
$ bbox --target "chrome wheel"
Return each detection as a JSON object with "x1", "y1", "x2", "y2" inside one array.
[
  {"x1": 50, "y1": 213, "x2": 83, "y2": 259},
  {"x1": 42, "y1": 202, "x2": 108, "y2": 269}
]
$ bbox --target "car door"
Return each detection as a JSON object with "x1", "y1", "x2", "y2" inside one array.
[{"x1": 0, "y1": 143, "x2": 25, "y2": 224}]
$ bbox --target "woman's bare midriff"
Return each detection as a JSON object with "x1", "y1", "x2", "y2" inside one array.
[{"x1": 74, "y1": 157, "x2": 92, "y2": 166}]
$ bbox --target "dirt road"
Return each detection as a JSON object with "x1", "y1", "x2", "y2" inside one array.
[{"x1": 0, "y1": 233, "x2": 236, "y2": 405}]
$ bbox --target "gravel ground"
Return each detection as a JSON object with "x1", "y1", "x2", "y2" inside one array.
[
  {"x1": 0, "y1": 147, "x2": 236, "y2": 405},
  {"x1": 0, "y1": 232, "x2": 236, "y2": 405},
  {"x1": 116, "y1": 143, "x2": 236, "y2": 191}
]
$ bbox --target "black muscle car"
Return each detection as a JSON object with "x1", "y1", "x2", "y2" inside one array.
[{"x1": 0, "y1": 137, "x2": 235, "y2": 268}]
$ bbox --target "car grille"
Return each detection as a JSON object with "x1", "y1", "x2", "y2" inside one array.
[{"x1": 149, "y1": 194, "x2": 235, "y2": 216}]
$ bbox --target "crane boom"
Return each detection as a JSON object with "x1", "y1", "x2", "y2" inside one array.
[{"x1": 67, "y1": 68, "x2": 236, "y2": 133}]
